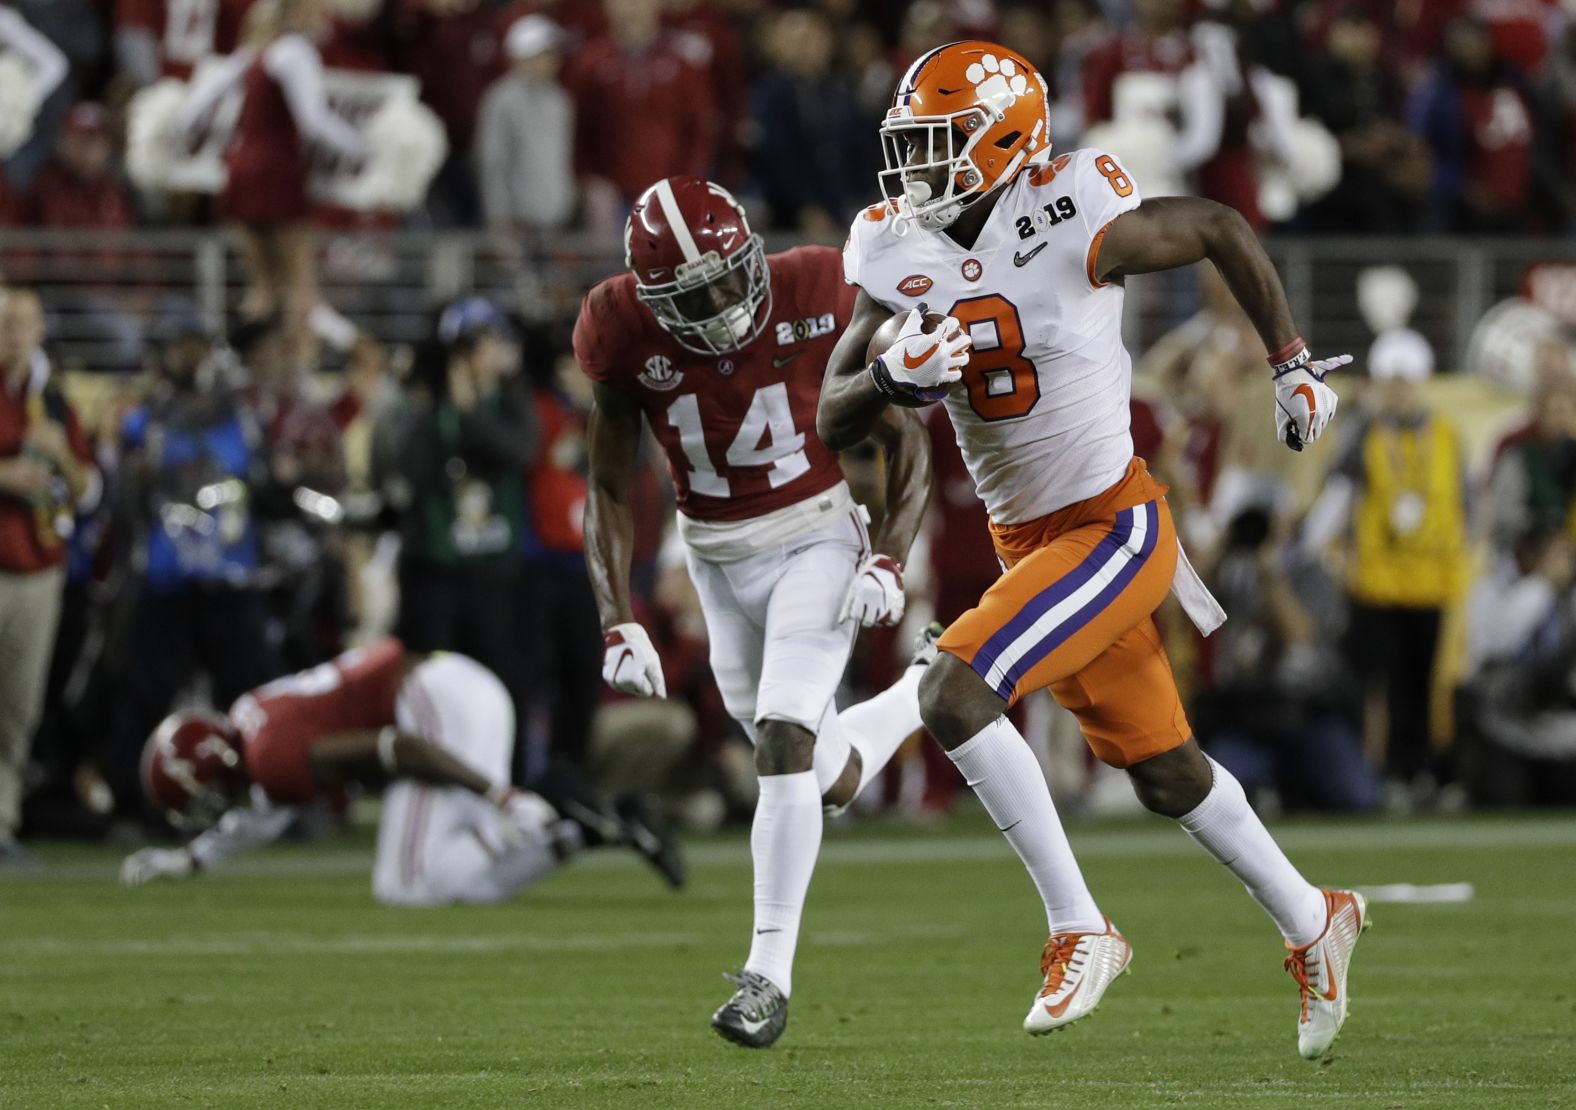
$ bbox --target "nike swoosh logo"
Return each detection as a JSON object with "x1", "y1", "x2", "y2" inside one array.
[
  {"x1": 903, "y1": 343, "x2": 939, "y2": 369},
  {"x1": 755, "y1": 928, "x2": 782, "y2": 935},
  {"x1": 937, "y1": 86, "x2": 963, "y2": 95},
  {"x1": 737, "y1": 1014, "x2": 770, "y2": 1034},
  {"x1": 1042, "y1": 975, "x2": 1082, "y2": 1019},
  {"x1": 773, "y1": 351, "x2": 802, "y2": 369},
  {"x1": 1293, "y1": 383, "x2": 1317, "y2": 421},
  {"x1": 1014, "y1": 243, "x2": 1047, "y2": 267}
]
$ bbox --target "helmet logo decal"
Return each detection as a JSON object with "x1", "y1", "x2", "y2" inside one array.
[
  {"x1": 966, "y1": 54, "x2": 1030, "y2": 113},
  {"x1": 961, "y1": 259, "x2": 983, "y2": 282},
  {"x1": 638, "y1": 354, "x2": 684, "y2": 392},
  {"x1": 898, "y1": 275, "x2": 935, "y2": 297}
]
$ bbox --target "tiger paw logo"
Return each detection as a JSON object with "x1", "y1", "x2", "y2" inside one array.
[
  {"x1": 638, "y1": 354, "x2": 683, "y2": 392},
  {"x1": 966, "y1": 54, "x2": 1029, "y2": 112}
]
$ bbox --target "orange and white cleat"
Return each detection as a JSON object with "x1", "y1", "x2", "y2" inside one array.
[
  {"x1": 1022, "y1": 918, "x2": 1132, "y2": 1035},
  {"x1": 1284, "y1": 889, "x2": 1371, "y2": 1059}
]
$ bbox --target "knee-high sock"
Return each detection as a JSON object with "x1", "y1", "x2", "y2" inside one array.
[
  {"x1": 743, "y1": 770, "x2": 823, "y2": 996},
  {"x1": 833, "y1": 664, "x2": 925, "y2": 801},
  {"x1": 1178, "y1": 755, "x2": 1328, "y2": 946},
  {"x1": 948, "y1": 718, "x2": 1104, "y2": 934}
]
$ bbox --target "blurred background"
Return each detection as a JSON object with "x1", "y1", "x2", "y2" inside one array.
[{"x1": 3, "y1": 0, "x2": 1576, "y2": 856}]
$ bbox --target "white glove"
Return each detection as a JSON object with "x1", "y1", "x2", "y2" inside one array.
[
  {"x1": 840, "y1": 553, "x2": 906, "y2": 627},
  {"x1": 485, "y1": 784, "x2": 558, "y2": 851},
  {"x1": 120, "y1": 847, "x2": 196, "y2": 887},
  {"x1": 602, "y1": 622, "x2": 667, "y2": 698},
  {"x1": 870, "y1": 308, "x2": 971, "y2": 405},
  {"x1": 1271, "y1": 343, "x2": 1350, "y2": 450}
]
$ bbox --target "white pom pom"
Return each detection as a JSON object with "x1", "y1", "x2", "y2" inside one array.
[
  {"x1": 1285, "y1": 118, "x2": 1341, "y2": 201},
  {"x1": 1357, "y1": 266, "x2": 1420, "y2": 334},
  {"x1": 0, "y1": 52, "x2": 42, "y2": 159},
  {"x1": 125, "y1": 78, "x2": 190, "y2": 191},
  {"x1": 336, "y1": 96, "x2": 448, "y2": 212},
  {"x1": 1465, "y1": 298, "x2": 1563, "y2": 393}
]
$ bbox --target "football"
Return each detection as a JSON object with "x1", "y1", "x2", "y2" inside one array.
[{"x1": 867, "y1": 309, "x2": 957, "y2": 407}]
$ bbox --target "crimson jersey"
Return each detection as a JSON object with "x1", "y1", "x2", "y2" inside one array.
[
  {"x1": 573, "y1": 245, "x2": 855, "y2": 524},
  {"x1": 230, "y1": 637, "x2": 407, "y2": 805}
]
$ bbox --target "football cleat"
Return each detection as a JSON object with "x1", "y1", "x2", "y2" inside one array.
[
  {"x1": 1285, "y1": 888, "x2": 1371, "y2": 1060},
  {"x1": 1023, "y1": 918, "x2": 1132, "y2": 1035},
  {"x1": 910, "y1": 620, "x2": 945, "y2": 668},
  {"x1": 616, "y1": 793, "x2": 686, "y2": 889},
  {"x1": 711, "y1": 970, "x2": 788, "y2": 1048}
]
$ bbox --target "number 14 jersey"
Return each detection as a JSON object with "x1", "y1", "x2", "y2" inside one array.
[
  {"x1": 574, "y1": 245, "x2": 854, "y2": 525},
  {"x1": 844, "y1": 148, "x2": 1143, "y2": 526}
]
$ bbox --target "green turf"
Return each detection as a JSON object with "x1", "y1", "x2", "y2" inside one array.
[{"x1": 3, "y1": 813, "x2": 1574, "y2": 1108}]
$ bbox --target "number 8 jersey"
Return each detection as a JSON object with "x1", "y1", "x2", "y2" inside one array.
[
  {"x1": 844, "y1": 148, "x2": 1142, "y2": 525},
  {"x1": 574, "y1": 245, "x2": 854, "y2": 531}
]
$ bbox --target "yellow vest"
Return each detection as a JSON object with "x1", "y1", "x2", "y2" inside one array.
[{"x1": 1351, "y1": 416, "x2": 1466, "y2": 608}]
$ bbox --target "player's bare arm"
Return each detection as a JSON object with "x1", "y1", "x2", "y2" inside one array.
[
  {"x1": 1095, "y1": 195, "x2": 1350, "y2": 449},
  {"x1": 865, "y1": 405, "x2": 931, "y2": 563},
  {"x1": 583, "y1": 379, "x2": 667, "y2": 697},
  {"x1": 583, "y1": 381, "x2": 644, "y2": 629},
  {"x1": 817, "y1": 288, "x2": 897, "y2": 452},
  {"x1": 307, "y1": 728, "x2": 495, "y2": 799}
]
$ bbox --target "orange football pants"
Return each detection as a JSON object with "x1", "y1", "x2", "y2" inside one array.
[{"x1": 937, "y1": 458, "x2": 1192, "y2": 768}]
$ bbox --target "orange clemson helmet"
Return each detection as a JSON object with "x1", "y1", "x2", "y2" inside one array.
[{"x1": 879, "y1": 41, "x2": 1053, "y2": 231}]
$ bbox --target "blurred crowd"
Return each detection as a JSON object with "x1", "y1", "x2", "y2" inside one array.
[
  {"x1": 1, "y1": 0, "x2": 1575, "y2": 237},
  {"x1": 4, "y1": 0, "x2": 1576, "y2": 863}
]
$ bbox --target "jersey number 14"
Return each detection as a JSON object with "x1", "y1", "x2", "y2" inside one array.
[{"x1": 666, "y1": 384, "x2": 810, "y2": 498}]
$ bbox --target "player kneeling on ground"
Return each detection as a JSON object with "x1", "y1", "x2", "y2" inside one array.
[{"x1": 122, "y1": 637, "x2": 683, "y2": 904}]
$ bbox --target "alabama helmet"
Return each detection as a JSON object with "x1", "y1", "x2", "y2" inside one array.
[
  {"x1": 880, "y1": 41, "x2": 1053, "y2": 230},
  {"x1": 625, "y1": 176, "x2": 772, "y2": 355},
  {"x1": 140, "y1": 711, "x2": 247, "y2": 828}
]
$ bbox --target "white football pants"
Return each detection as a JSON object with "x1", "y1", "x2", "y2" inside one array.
[
  {"x1": 372, "y1": 653, "x2": 556, "y2": 906},
  {"x1": 684, "y1": 509, "x2": 865, "y2": 789}
]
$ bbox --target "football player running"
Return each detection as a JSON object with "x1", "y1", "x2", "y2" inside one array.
[
  {"x1": 575, "y1": 176, "x2": 937, "y2": 1048},
  {"x1": 122, "y1": 637, "x2": 684, "y2": 903},
  {"x1": 818, "y1": 41, "x2": 1365, "y2": 1059}
]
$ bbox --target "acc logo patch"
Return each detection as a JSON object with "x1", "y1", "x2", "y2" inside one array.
[
  {"x1": 897, "y1": 274, "x2": 934, "y2": 297},
  {"x1": 638, "y1": 354, "x2": 683, "y2": 391},
  {"x1": 961, "y1": 258, "x2": 983, "y2": 282}
]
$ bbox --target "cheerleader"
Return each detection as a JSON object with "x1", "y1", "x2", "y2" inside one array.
[{"x1": 188, "y1": 0, "x2": 365, "y2": 360}]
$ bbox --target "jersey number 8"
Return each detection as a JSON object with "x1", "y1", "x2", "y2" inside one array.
[{"x1": 949, "y1": 294, "x2": 1040, "y2": 422}]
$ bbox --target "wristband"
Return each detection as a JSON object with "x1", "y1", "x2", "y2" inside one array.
[
  {"x1": 377, "y1": 726, "x2": 399, "y2": 775},
  {"x1": 1268, "y1": 337, "x2": 1311, "y2": 376},
  {"x1": 868, "y1": 357, "x2": 902, "y2": 399}
]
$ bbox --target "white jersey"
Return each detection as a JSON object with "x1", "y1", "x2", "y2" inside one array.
[{"x1": 845, "y1": 147, "x2": 1143, "y2": 525}]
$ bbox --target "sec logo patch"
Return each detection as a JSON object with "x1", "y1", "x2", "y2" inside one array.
[
  {"x1": 897, "y1": 274, "x2": 934, "y2": 297},
  {"x1": 961, "y1": 258, "x2": 983, "y2": 282}
]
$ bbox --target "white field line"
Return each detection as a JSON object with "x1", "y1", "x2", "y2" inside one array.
[{"x1": 4, "y1": 817, "x2": 1575, "y2": 885}]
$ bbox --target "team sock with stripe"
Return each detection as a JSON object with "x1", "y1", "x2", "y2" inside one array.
[
  {"x1": 948, "y1": 717, "x2": 1105, "y2": 934},
  {"x1": 1177, "y1": 755, "x2": 1328, "y2": 947},
  {"x1": 743, "y1": 770, "x2": 823, "y2": 996}
]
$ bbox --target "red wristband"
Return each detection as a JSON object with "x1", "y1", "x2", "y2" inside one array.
[{"x1": 1267, "y1": 336, "x2": 1308, "y2": 367}]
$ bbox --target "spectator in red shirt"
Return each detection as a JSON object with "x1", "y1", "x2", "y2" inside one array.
[
  {"x1": 0, "y1": 287, "x2": 97, "y2": 863},
  {"x1": 664, "y1": 0, "x2": 746, "y2": 187},
  {"x1": 566, "y1": 0, "x2": 716, "y2": 218},
  {"x1": 1408, "y1": 16, "x2": 1536, "y2": 232},
  {"x1": 394, "y1": 0, "x2": 510, "y2": 226},
  {"x1": 1081, "y1": 0, "x2": 1193, "y2": 127},
  {"x1": 22, "y1": 103, "x2": 136, "y2": 231}
]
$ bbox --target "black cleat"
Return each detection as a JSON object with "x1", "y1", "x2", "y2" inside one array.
[
  {"x1": 616, "y1": 793, "x2": 686, "y2": 889},
  {"x1": 711, "y1": 970, "x2": 788, "y2": 1048},
  {"x1": 910, "y1": 620, "x2": 945, "y2": 667}
]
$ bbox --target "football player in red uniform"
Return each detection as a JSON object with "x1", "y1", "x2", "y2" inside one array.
[
  {"x1": 575, "y1": 176, "x2": 935, "y2": 1047},
  {"x1": 121, "y1": 637, "x2": 684, "y2": 903}
]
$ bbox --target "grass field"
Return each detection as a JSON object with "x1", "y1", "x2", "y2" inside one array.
[{"x1": 3, "y1": 812, "x2": 1574, "y2": 1108}]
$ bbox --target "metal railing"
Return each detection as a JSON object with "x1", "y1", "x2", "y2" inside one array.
[{"x1": 1, "y1": 229, "x2": 1571, "y2": 374}]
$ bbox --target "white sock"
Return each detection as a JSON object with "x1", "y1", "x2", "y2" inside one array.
[
  {"x1": 948, "y1": 718, "x2": 1104, "y2": 934},
  {"x1": 1178, "y1": 755, "x2": 1328, "y2": 947},
  {"x1": 743, "y1": 770, "x2": 823, "y2": 996},
  {"x1": 837, "y1": 664, "x2": 925, "y2": 800}
]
